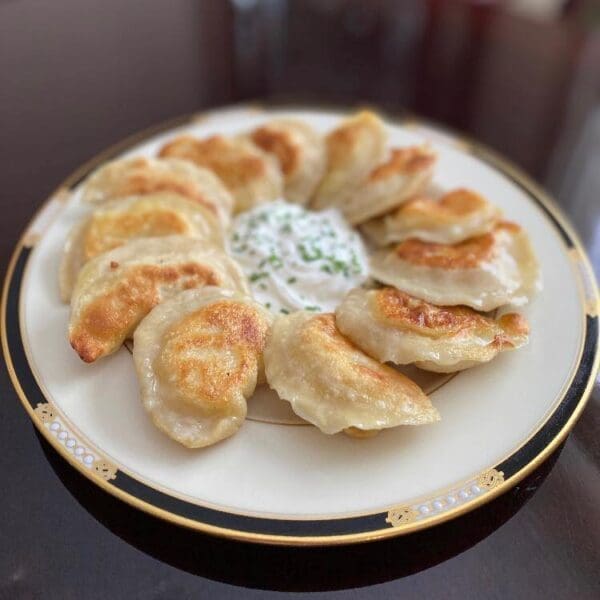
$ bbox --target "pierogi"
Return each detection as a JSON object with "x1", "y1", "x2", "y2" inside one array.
[
  {"x1": 312, "y1": 111, "x2": 388, "y2": 209},
  {"x1": 370, "y1": 222, "x2": 540, "y2": 310},
  {"x1": 362, "y1": 188, "x2": 501, "y2": 245},
  {"x1": 159, "y1": 134, "x2": 283, "y2": 213},
  {"x1": 133, "y1": 287, "x2": 272, "y2": 448},
  {"x1": 248, "y1": 119, "x2": 326, "y2": 205},
  {"x1": 81, "y1": 156, "x2": 233, "y2": 228},
  {"x1": 338, "y1": 145, "x2": 437, "y2": 225},
  {"x1": 59, "y1": 193, "x2": 225, "y2": 302},
  {"x1": 336, "y1": 287, "x2": 530, "y2": 372},
  {"x1": 264, "y1": 311, "x2": 440, "y2": 435},
  {"x1": 58, "y1": 109, "x2": 544, "y2": 452},
  {"x1": 68, "y1": 236, "x2": 249, "y2": 363}
]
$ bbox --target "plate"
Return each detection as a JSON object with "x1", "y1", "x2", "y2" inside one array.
[{"x1": 2, "y1": 105, "x2": 598, "y2": 546}]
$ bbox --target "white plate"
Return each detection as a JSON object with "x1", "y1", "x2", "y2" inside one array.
[{"x1": 2, "y1": 105, "x2": 598, "y2": 545}]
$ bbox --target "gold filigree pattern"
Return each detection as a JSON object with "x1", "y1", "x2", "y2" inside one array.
[
  {"x1": 478, "y1": 469, "x2": 505, "y2": 490},
  {"x1": 33, "y1": 402, "x2": 119, "y2": 481},
  {"x1": 34, "y1": 402, "x2": 55, "y2": 423},
  {"x1": 386, "y1": 506, "x2": 419, "y2": 527},
  {"x1": 93, "y1": 460, "x2": 118, "y2": 481}
]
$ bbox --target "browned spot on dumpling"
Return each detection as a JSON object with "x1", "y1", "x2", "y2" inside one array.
[
  {"x1": 491, "y1": 313, "x2": 530, "y2": 349},
  {"x1": 159, "y1": 135, "x2": 268, "y2": 190},
  {"x1": 103, "y1": 161, "x2": 218, "y2": 215},
  {"x1": 70, "y1": 263, "x2": 220, "y2": 363},
  {"x1": 436, "y1": 188, "x2": 488, "y2": 214},
  {"x1": 325, "y1": 111, "x2": 383, "y2": 168},
  {"x1": 335, "y1": 287, "x2": 530, "y2": 372},
  {"x1": 393, "y1": 222, "x2": 521, "y2": 269},
  {"x1": 265, "y1": 310, "x2": 439, "y2": 432},
  {"x1": 300, "y1": 314, "x2": 425, "y2": 395},
  {"x1": 373, "y1": 287, "x2": 528, "y2": 345},
  {"x1": 374, "y1": 288, "x2": 482, "y2": 336},
  {"x1": 83, "y1": 209, "x2": 191, "y2": 260},
  {"x1": 250, "y1": 126, "x2": 299, "y2": 176},
  {"x1": 156, "y1": 301, "x2": 270, "y2": 409},
  {"x1": 369, "y1": 146, "x2": 436, "y2": 182},
  {"x1": 400, "y1": 188, "x2": 488, "y2": 220},
  {"x1": 393, "y1": 236, "x2": 494, "y2": 269}
]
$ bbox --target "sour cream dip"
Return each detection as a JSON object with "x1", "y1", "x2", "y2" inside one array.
[{"x1": 229, "y1": 200, "x2": 369, "y2": 314}]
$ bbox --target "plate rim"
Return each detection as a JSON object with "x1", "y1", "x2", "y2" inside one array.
[{"x1": 2, "y1": 103, "x2": 598, "y2": 546}]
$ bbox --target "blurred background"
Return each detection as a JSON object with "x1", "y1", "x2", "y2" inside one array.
[
  {"x1": 1, "y1": 2, "x2": 599, "y2": 597},
  {"x1": 1, "y1": 0, "x2": 599, "y2": 273}
]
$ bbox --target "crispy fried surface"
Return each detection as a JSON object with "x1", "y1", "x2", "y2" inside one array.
[
  {"x1": 374, "y1": 288, "x2": 486, "y2": 336},
  {"x1": 393, "y1": 222, "x2": 521, "y2": 269},
  {"x1": 335, "y1": 287, "x2": 530, "y2": 372},
  {"x1": 250, "y1": 126, "x2": 299, "y2": 176},
  {"x1": 265, "y1": 311, "x2": 439, "y2": 433},
  {"x1": 70, "y1": 262, "x2": 220, "y2": 363},
  {"x1": 156, "y1": 301, "x2": 270, "y2": 410},
  {"x1": 312, "y1": 111, "x2": 387, "y2": 208},
  {"x1": 69, "y1": 236, "x2": 249, "y2": 363},
  {"x1": 369, "y1": 146, "x2": 436, "y2": 182},
  {"x1": 373, "y1": 287, "x2": 528, "y2": 345},
  {"x1": 133, "y1": 288, "x2": 271, "y2": 448},
  {"x1": 159, "y1": 135, "x2": 283, "y2": 211},
  {"x1": 83, "y1": 208, "x2": 190, "y2": 260},
  {"x1": 160, "y1": 135, "x2": 268, "y2": 189},
  {"x1": 84, "y1": 156, "x2": 228, "y2": 216},
  {"x1": 399, "y1": 188, "x2": 489, "y2": 220}
]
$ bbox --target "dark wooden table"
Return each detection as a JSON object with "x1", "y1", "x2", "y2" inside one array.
[{"x1": 1, "y1": 1, "x2": 599, "y2": 598}]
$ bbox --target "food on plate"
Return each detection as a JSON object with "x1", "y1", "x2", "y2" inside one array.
[
  {"x1": 370, "y1": 222, "x2": 540, "y2": 310},
  {"x1": 248, "y1": 119, "x2": 326, "y2": 205},
  {"x1": 362, "y1": 188, "x2": 502, "y2": 245},
  {"x1": 80, "y1": 157, "x2": 233, "y2": 228},
  {"x1": 264, "y1": 311, "x2": 440, "y2": 435},
  {"x1": 335, "y1": 145, "x2": 437, "y2": 225},
  {"x1": 133, "y1": 287, "x2": 272, "y2": 448},
  {"x1": 336, "y1": 287, "x2": 530, "y2": 372},
  {"x1": 57, "y1": 109, "x2": 542, "y2": 449},
  {"x1": 158, "y1": 134, "x2": 283, "y2": 213},
  {"x1": 68, "y1": 236, "x2": 249, "y2": 363},
  {"x1": 59, "y1": 193, "x2": 225, "y2": 302},
  {"x1": 312, "y1": 110, "x2": 387, "y2": 209},
  {"x1": 229, "y1": 200, "x2": 368, "y2": 315}
]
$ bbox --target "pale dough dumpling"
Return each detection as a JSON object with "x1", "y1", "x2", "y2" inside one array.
[
  {"x1": 370, "y1": 222, "x2": 540, "y2": 310},
  {"x1": 264, "y1": 312, "x2": 439, "y2": 435},
  {"x1": 158, "y1": 135, "x2": 283, "y2": 213},
  {"x1": 362, "y1": 188, "x2": 502, "y2": 245},
  {"x1": 248, "y1": 119, "x2": 326, "y2": 205},
  {"x1": 81, "y1": 156, "x2": 233, "y2": 228},
  {"x1": 68, "y1": 236, "x2": 249, "y2": 363},
  {"x1": 336, "y1": 287, "x2": 530, "y2": 373},
  {"x1": 311, "y1": 111, "x2": 388, "y2": 209},
  {"x1": 59, "y1": 193, "x2": 225, "y2": 302},
  {"x1": 133, "y1": 287, "x2": 272, "y2": 448},
  {"x1": 335, "y1": 145, "x2": 437, "y2": 225}
]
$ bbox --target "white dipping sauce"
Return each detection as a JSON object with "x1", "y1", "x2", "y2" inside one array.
[{"x1": 229, "y1": 200, "x2": 368, "y2": 314}]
